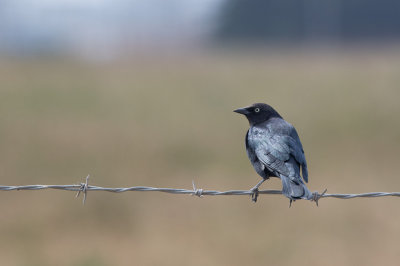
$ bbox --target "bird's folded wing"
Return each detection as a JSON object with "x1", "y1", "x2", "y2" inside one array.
[
  {"x1": 254, "y1": 135, "x2": 291, "y2": 177},
  {"x1": 289, "y1": 130, "x2": 308, "y2": 182},
  {"x1": 255, "y1": 134, "x2": 307, "y2": 182}
]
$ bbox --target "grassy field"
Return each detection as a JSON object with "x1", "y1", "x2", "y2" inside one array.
[{"x1": 1, "y1": 48, "x2": 400, "y2": 266}]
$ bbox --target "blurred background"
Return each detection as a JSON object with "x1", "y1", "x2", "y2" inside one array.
[{"x1": 1, "y1": 0, "x2": 400, "y2": 265}]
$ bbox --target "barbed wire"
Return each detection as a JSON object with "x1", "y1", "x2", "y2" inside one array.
[{"x1": 1, "y1": 175, "x2": 400, "y2": 205}]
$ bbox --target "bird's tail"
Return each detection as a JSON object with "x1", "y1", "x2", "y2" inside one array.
[{"x1": 280, "y1": 175, "x2": 312, "y2": 200}]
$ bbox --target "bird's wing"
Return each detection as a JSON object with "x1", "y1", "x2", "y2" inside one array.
[
  {"x1": 289, "y1": 129, "x2": 308, "y2": 182},
  {"x1": 253, "y1": 121, "x2": 308, "y2": 183},
  {"x1": 254, "y1": 134, "x2": 292, "y2": 178}
]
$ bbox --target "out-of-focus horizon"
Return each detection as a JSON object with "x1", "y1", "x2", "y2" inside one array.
[{"x1": 2, "y1": 0, "x2": 400, "y2": 59}]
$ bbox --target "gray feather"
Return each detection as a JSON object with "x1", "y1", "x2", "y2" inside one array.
[{"x1": 247, "y1": 118, "x2": 310, "y2": 199}]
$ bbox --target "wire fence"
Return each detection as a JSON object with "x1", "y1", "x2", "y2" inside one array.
[{"x1": 1, "y1": 176, "x2": 400, "y2": 205}]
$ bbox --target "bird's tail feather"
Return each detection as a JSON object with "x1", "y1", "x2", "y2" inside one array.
[{"x1": 281, "y1": 176, "x2": 312, "y2": 200}]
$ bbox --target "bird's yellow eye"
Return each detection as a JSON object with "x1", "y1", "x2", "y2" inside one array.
[{"x1": 254, "y1": 108, "x2": 260, "y2": 112}]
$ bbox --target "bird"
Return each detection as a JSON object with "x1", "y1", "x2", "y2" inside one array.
[{"x1": 234, "y1": 103, "x2": 312, "y2": 205}]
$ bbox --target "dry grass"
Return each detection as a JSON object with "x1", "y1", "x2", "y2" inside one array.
[{"x1": 1, "y1": 48, "x2": 400, "y2": 266}]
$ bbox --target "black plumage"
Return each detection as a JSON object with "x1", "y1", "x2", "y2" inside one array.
[{"x1": 234, "y1": 103, "x2": 311, "y2": 203}]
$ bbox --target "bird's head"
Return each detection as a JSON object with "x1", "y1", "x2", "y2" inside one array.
[{"x1": 234, "y1": 103, "x2": 282, "y2": 125}]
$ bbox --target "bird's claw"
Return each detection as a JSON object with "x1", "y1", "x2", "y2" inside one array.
[{"x1": 251, "y1": 187, "x2": 259, "y2": 202}]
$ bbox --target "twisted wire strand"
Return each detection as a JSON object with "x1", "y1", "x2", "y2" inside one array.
[
  {"x1": 321, "y1": 192, "x2": 400, "y2": 199},
  {"x1": 1, "y1": 178, "x2": 400, "y2": 205},
  {"x1": 0, "y1": 184, "x2": 282, "y2": 195}
]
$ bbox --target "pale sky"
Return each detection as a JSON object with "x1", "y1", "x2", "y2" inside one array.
[{"x1": 0, "y1": 0, "x2": 223, "y2": 57}]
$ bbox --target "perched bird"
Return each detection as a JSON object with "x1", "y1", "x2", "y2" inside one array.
[{"x1": 234, "y1": 103, "x2": 311, "y2": 204}]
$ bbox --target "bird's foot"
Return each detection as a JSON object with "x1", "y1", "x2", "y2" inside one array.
[
  {"x1": 249, "y1": 178, "x2": 267, "y2": 203},
  {"x1": 289, "y1": 199, "x2": 293, "y2": 208},
  {"x1": 250, "y1": 187, "x2": 259, "y2": 203}
]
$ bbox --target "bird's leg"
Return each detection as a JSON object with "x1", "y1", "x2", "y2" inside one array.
[
  {"x1": 288, "y1": 198, "x2": 297, "y2": 208},
  {"x1": 250, "y1": 179, "x2": 266, "y2": 203}
]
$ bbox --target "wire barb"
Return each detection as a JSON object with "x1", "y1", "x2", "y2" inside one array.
[
  {"x1": 311, "y1": 188, "x2": 328, "y2": 206},
  {"x1": 75, "y1": 175, "x2": 90, "y2": 205},
  {"x1": 191, "y1": 180, "x2": 204, "y2": 198}
]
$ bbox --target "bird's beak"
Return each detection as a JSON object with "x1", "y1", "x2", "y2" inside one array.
[{"x1": 233, "y1": 107, "x2": 250, "y2": 115}]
